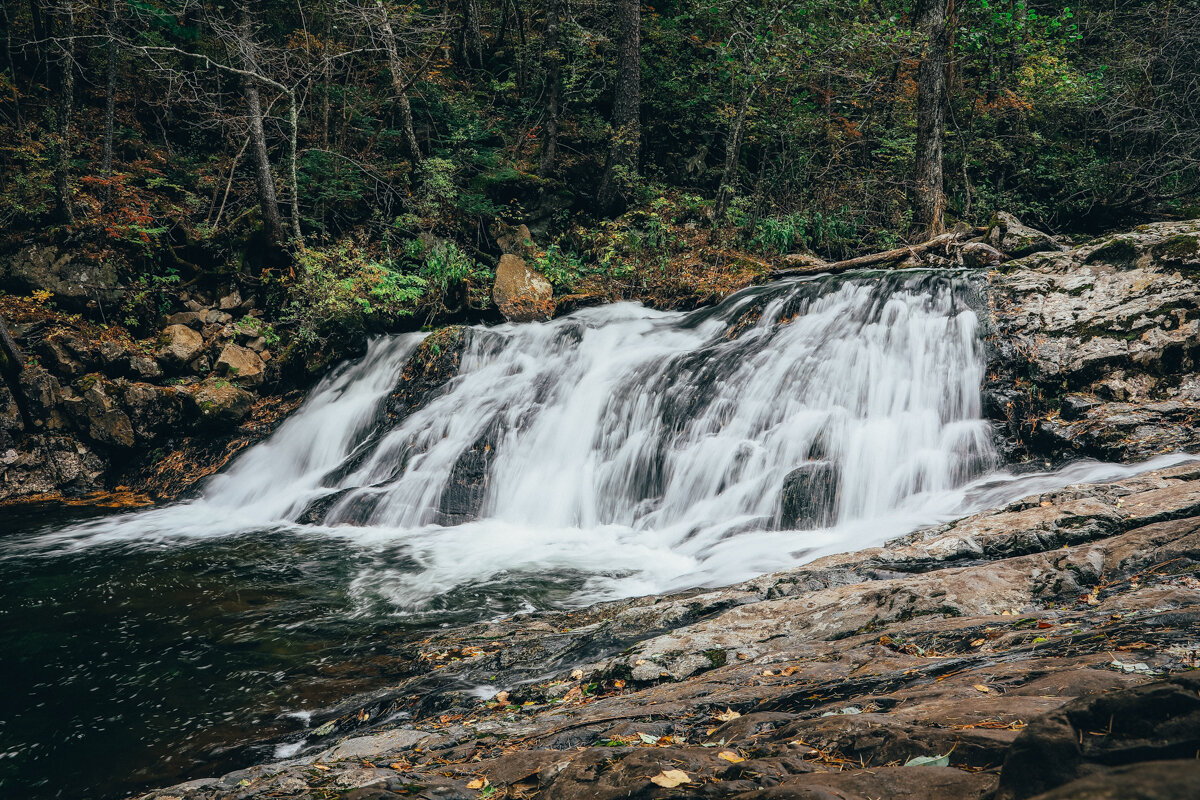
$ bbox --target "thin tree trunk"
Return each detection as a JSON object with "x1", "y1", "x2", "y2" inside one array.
[
  {"x1": 538, "y1": 0, "x2": 562, "y2": 178},
  {"x1": 458, "y1": 0, "x2": 484, "y2": 68},
  {"x1": 715, "y1": 88, "x2": 752, "y2": 220},
  {"x1": 243, "y1": 78, "x2": 284, "y2": 246},
  {"x1": 597, "y1": 0, "x2": 641, "y2": 212},
  {"x1": 53, "y1": 1, "x2": 75, "y2": 224},
  {"x1": 239, "y1": 11, "x2": 285, "y2": 248},
  {"x1": 286, "y1": 94, "x2": 303, "y2": 246},
  {"x1": 913, "y1": 0, "x2": 949, "y2": 237},
  {"x1": 101, "y1": 0, "x2": 118, "y2": 199},
  {"x1": 379, "y1": 9, "x2": 423, "y2": 164}
]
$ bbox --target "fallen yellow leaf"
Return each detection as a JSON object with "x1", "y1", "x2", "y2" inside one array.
[
  {"x1": 466, "y1": 777, "x2": 488, "y2": 790},
  {"x1": 714, "y1": 708, "x2": 741, "y2": 722},
  {"x1": 718, "y1": 751, "x2": 744, "y2": 763},
  {"x1": 650, "y1": 769, "x2": 691, "y2": 788},
  {"x1": 494, "y1": 691, "x2": 510, "y2": 705},
  {"x1": 974, "y1": 684, "x2": 992, "y2": 693}
]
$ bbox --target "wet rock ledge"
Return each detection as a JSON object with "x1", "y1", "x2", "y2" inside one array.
[{"x1": 142, "y1": 462, "x2": 1200, "y2": 800}]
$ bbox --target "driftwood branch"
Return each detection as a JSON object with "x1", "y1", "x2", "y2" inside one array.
[{"x1": 771, "y1": 227, "x2": 988, "y2": 278}]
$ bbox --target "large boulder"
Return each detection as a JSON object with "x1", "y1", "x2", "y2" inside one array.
[
  {"x1": 215, "y1": 343, "x2": 265, "y2": 387},
  {"x1": 987, "y1": 211, "x2": 1063, "y2": 258},
  {"x1": 0, "y1": 244, "x2": 121, "y2": 310},
  {"x1": 493, "y1": 254, "x2": 554, "y2": 323},
  {"x1": 157, "y1": 324, "x2": 205, "y2": 368},
  {"x1": 187, "y1": 378, "x2": 253, "y2": 428}
]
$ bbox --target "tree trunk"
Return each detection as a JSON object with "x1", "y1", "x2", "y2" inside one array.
[
  {"x1": 538, "y1": 0, "x2": 562, "y2": 178},
  {"x1": 0, "y1": 312, "x2": 34, "y2": 432},
  {"x1": 239, "y1": 12, "x2": 285, "y2": 248},
  {"x1": 101, "y1": 0, "x2": 118, "y2": 198},
  {"x1": 286, "y1": 94, "x2": 303, "y2": 246},
  {"x1": 913, "y1": 0, "x2": 949, "y2": 238},
  {"x1": 379, "y1": 9, "x2": 423, "y2": 165},
  {"x1": 53, "y1": 1, "x2": 75, "y2": 224},
  {"x1": 597, "y1": 0, "x2": 641, "y2": 212},
  {"x1": 458, "y1": 0, "x2": 484, "y2": 68},
  {"x1": 715, "y1": 88, "x2": 752, "y2": 220}
]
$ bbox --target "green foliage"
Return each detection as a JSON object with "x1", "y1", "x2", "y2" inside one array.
[
  {"x1": 280, "y1": 245, "x2": 427, "y2": 359},
  {"x1": 119, "y1": 267, "x2": 180, "y2": 333},
  {"x1": 747, "y1": 210, "x2": 860, "y2": 258},
  {"x1": 530, "y1": 245, "x2": 588, "y2": 291}
]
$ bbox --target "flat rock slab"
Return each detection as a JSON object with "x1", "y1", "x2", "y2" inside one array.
[{"x1": 138, "y1": 465, "x2": 1200, "y2": 800}]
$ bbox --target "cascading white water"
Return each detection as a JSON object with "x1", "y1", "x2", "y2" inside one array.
[{"x1": 29, "y1": 272, "x2": 1195, "y2": 608}]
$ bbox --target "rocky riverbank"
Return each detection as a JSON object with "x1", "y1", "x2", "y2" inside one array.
[
  {"x1": 985, "y1": 219, "x2": 1200, "y2": 464},
  {"x1": 138, "y1": 460, "x2": 1200, "y2": 800},
  {"x1": 0, "y1": 287, "x2": 301, "y2": 506}
]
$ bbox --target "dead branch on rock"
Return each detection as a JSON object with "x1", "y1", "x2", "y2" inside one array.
[{"x1": 771, "y1": 227, "x2": 988, "y2": 278}]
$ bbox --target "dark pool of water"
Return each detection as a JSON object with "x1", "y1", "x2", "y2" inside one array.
[{"x1": 0, "y1": 509, "x2": 581, "y2": 800}]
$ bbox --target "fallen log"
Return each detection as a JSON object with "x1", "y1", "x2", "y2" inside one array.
[{"x1": 771, "y1": 227, "x2": 987, "y2": 278}]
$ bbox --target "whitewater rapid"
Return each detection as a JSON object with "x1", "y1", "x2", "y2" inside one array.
[{"x1": 16, "y1": 273, "x2": 1196, "y2": 610}]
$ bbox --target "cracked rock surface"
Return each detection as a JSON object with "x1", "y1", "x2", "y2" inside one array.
[{"x1": 138, "y1": 462, "x2": 1200, "y2": 800}]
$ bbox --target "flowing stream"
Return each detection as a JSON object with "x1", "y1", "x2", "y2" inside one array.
[{"x1": 1, "y1": 272, "x2": 1190, "y2": 799}]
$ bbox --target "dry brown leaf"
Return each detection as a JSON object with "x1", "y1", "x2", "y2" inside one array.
[
  {"x1": 495, "y1": 691, "x2": 510, "y2": 705},
  {"x1": 650, "y1": 769, "x2": 691, "y2": 788},
  {"x1": 718, "y1": 751, "x2": 744, "y2": 763},
  {"x1": 466, "y1": 778, "x2": 488, "y2": 790},
  {"x1": 570, "y1": 668, "x2": 585, "y2": 680},
  {"x1": 714, "y1": 708, "x2": 741, "y2": 722}
]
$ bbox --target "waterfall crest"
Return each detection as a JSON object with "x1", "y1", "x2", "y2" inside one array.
[{"x1": 27, "y1": 272, "x2": 1188, "y2": 606}]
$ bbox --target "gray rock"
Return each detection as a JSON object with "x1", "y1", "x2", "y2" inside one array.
[
  {"x1": 987, "y1": 211, "x2": 1063, "y2": 258},
  {"x1": 0, "y1": 244, "x2": 121, "y2": 309},
  {"x1": 165, "y1": 311, "x2": 206, "y2": 330},
  {"x1": 157, "y1": 324, "x2": 205, "y2": 367},
  {"x1": 218, "y1": 290, "x2": 243, "y2": 311},
  {"x1": 960, "y1": 241, "x2": 1005, "y2": 268},
  {"x1": 129, "y1": 356, "x2": 162, "y2": 380},
  {"x1": 215, "y1": 343, "x2": 265, "y2": 387},
  {"x1": 987, "y1": 219, "x2": 1200, "y2": 461},
  {"x1": 316, "y1": 728, "x2": 443, "y2": 762},
  {"x1": 778, "y1": 461, "x2": 840, "y2": 529},
  {"x1": 188, "y1": 378, "x2": 253, "y2": 427}
]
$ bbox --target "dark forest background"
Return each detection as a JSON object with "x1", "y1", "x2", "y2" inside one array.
[{"x1": 2, "y1": 1, "x2": 1198, "y2": 362}]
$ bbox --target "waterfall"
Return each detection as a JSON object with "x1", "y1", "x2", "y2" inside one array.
[{"x1": 27, "y1": 272, "x2": 1190, "y2": 606}]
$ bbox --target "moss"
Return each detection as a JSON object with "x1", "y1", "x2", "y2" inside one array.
[
  {"x1": 1085, "y1": 238, "x2": 1139, "y2": 267},
  {"x1": 703, "y1": 648, "x2": 728, "y2": 668},
  {"x1": 1152, "y1": 234, "x2": 1200, "y2": 262}
]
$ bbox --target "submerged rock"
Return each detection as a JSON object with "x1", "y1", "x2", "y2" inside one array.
[{"x1": 777, "y1": 460, "x2": 840, "y2": 529}]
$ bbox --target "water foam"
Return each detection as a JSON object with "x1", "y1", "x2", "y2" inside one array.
[{"x1": 16, "y1": 273, "x2": 1194, "y2": 609}]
